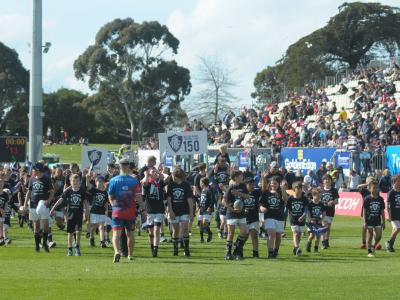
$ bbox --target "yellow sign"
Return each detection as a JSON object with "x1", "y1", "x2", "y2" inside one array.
[{"x1": 297, "y1": 149, "x2": 303, "y2": 160}]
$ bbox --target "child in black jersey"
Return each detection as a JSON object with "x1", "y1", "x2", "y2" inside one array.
[
  {"x1": 387, "y1": 174, "x2": 400, "y2": 252},
  {"x1": 287, "y1": 181, "x2": 308, "y2": 256},
  {"x1": 306, "y1": 188, "x2": 326, "y2": 253},
  {"x1": 198, "y1": 177, "x2": 215, "y2": 243},
  {"x1": 363, "y1": 180, "x2": 385, "y2": 257}
]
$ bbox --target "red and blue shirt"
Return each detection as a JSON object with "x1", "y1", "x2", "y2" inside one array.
[{"x1": 108, "y1": 175, "x2": 141, "y2": 220}]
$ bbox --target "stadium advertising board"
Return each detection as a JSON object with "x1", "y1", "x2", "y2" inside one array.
[
  {"x1": 280, "y1": 147, "x2": 336, "y2": 175},
  {"x1": 0, "y1": 136, "x2": 27, "y2": 162},
  {"x1": 336, "y1": 192, "x2": 388, "y2": 217},
  {"x1": 386, "y1": 146, "x2": 400, "y2": 175},
  {"x1": 159, "y1": 131, "x2": 207, "y2": 156},
  {"x1": 238, "y1": 151, "x2": 249, "y2": 170}
]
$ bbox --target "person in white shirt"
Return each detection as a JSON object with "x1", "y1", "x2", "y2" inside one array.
[
  {"x1": 303, "y1": 170, "x2": 318, "y2": 187},
  {"x1": 348, "y1": 169, "x2": 360, "y2": 192}
]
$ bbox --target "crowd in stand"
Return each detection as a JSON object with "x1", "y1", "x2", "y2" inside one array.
[{"x1": 185, "y1": 62, "x2": 400, "y2": 154}]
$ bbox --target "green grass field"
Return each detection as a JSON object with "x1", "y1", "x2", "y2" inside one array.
[
  {"x1": 0, "y1": 215, "x2": 399, "y2": 300},
  {"x1": 42, "y1": 144, "x2": 122, "y2": 163}
]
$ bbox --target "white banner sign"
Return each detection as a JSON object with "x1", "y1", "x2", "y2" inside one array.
[
  {"x1": 81, "y1": 146, "x2": 108, "y2": 175},
  {"x1": 158, "y1": 131, "x2": 208, "y2": 156},
  {"x1": 137, "y1": 150, "x2": 160, "y2": 169}
]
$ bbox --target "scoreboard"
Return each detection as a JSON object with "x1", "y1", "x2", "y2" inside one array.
[{"x1": 0, "y1": 136, "x2": 27, "y2": 162}]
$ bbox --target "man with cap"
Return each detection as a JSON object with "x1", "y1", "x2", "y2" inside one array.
[
  {"x1": 108, "y1": 158, "x2": 146, "y2": 262},
  {"x1": 23, "y1": 162, "x2": 54, "y2": 253}
]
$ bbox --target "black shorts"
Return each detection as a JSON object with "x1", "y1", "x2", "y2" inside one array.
[
  {"x1": 67, "y1": 217, "x2": 83, "y2": 233},
  {"x1": 366, "y1": 219, "x2": 382, "y2": 228}
]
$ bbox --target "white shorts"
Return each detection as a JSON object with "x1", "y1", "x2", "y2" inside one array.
[
  {"x1": 367, "y1": 225, "x2": 382, "y2": 229},
  {"x1": 90, "y1": 213, "x2": 107, "y2": 224},
  {"x1": 39, "y1": 216, "x2": 52, "y2": 230},
  {"x1": 104, "y1": 216, "x2": 112, "y2": 226},
  {"x1": 323, "y1": 216, "x2": 334, "y2": 224},
  {"x1": 147, "y1": 213, "x2": 164, "y2": 226},
  {"x1": 55, "y1": 211, "x2": 64, "y2": 219},
  {"x1": 29, "y1": 206, "x2": 50, "y2": 221},
  {"x1": 198, "y1": 214, "x2": 212, "y2": 223},
  {"x1": 264, "y1": 219, "x2": 284, "y2": 233},
  {"x1": 227, "y1": 218, "x2": 247, "y2": 226},
  {"x1": 391, "y1": 220, "x2": 400, "y2": 230},
  {"x1": 169, "y1": 214, "x2": 189, "y2": 224},
  {"x1": 291, "y1": 225, "x2": 305, "y2": 233},
  {"x1": 248, "y1": 221, "x2": 260, "y2": 232}
]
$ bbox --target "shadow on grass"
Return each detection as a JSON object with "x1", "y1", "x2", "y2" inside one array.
[{"x1": 288, "y1": 255, "x2": 380, "y2": 263}]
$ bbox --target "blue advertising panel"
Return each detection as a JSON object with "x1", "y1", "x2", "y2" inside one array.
[
  {"x1": 336, "y1": 151, "x2": 350, "y2": 170},
  {"x1": 238, "y1": 151, "x2": 249, "y2": 170},
  {"x1": 165, "y1": 155, "x2": 173, "y2": 168},
  {"x1": 386, "y1": 146, "x2": 400, "y2": 175},
  {"x1": 280, "y1": 147, "x2": 336, "y2": 175}
]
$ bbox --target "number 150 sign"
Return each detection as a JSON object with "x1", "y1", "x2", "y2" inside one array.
[{"x1": 158, "y1": 131, "x2": 208, "y2": 156}]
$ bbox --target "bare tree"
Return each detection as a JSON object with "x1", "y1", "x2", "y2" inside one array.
[{"x1": 190, "y1": 55, "x2": 238, "y2": 123}]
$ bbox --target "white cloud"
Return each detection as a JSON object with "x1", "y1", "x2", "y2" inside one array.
[
  {"x1": 0, "y1": 13, "x2": 30, "y2": 43},
  {"x1": 168, "y1": 0, "x2": 400, "y2": 112},
  {"x1": 64, "y1": 76, "x2": 91, "y2": 94}
]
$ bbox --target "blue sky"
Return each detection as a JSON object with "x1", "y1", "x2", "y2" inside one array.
[{"x1": 1, "y1": 0, "x2": 399, "y2": 112}]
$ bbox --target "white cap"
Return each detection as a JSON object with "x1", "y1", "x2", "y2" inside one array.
[{"x1": 270, "y1": 161, "x2": 278, "y2": 168}]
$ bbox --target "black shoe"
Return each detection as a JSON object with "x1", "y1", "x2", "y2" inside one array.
[
  {"x1": 101, "y1": 241, "x2": 107, "y2": 248},
  {"x1": 225, "y1": 253, "x2": 233, "y2": 260},
  {"x1": 306, "y1": 242, "x2": 311, "y2": 253},
  {"x1": 252, "y1": 250, "x2": 259, "y2": 258},
  {"x1": 267, "y1": 252, "x2": 275, "y2": 259},
  {"x1": 293, "y1": 247, "x2": 297, "y2": 255},
  {"x1": 0, "y1": 239, "x2": 5, "y2": 246},
  {"x1": 35, "y1": 245, "x2": 40, "y2": 253},
  {"x1": 43, "y1": 244, "x2": 50, "y2": 253},
  {"x1": 173, "y1": 249, "x2": 178, "y2": 256},
  {"x1": 322, "y1": 240, "x2": 328, "y2": 250},
  {"x1": 232, "y1": 246, "x2": 238, "y2": 257},
  {"x1": 273, "y1": 249, "x2": 279, "y2": 258},
  {"x1": 235, "y1": 254, "x2": 244, "y2": 260},
  {"x1": 152, "y1": 247, "x2": 158, "y2": 257},
  {"x1": 184, "y1": 250, "x2": 191, "y2": 257},
  {"x1": 90, "y1": 238, "x2": 95, "y2": 247},
  {"x1": 207, "y1": 233, "x2": 213, "y2": 243},
  {"x1": 386, "y1": 241, "x2": 395, "y2": 253},
  {"x1": 113, "y1": 253, "x2": 121, "y2": 263},
  {"x1": 121, "y1": 252, "x2": 128, "y2": 257}
]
